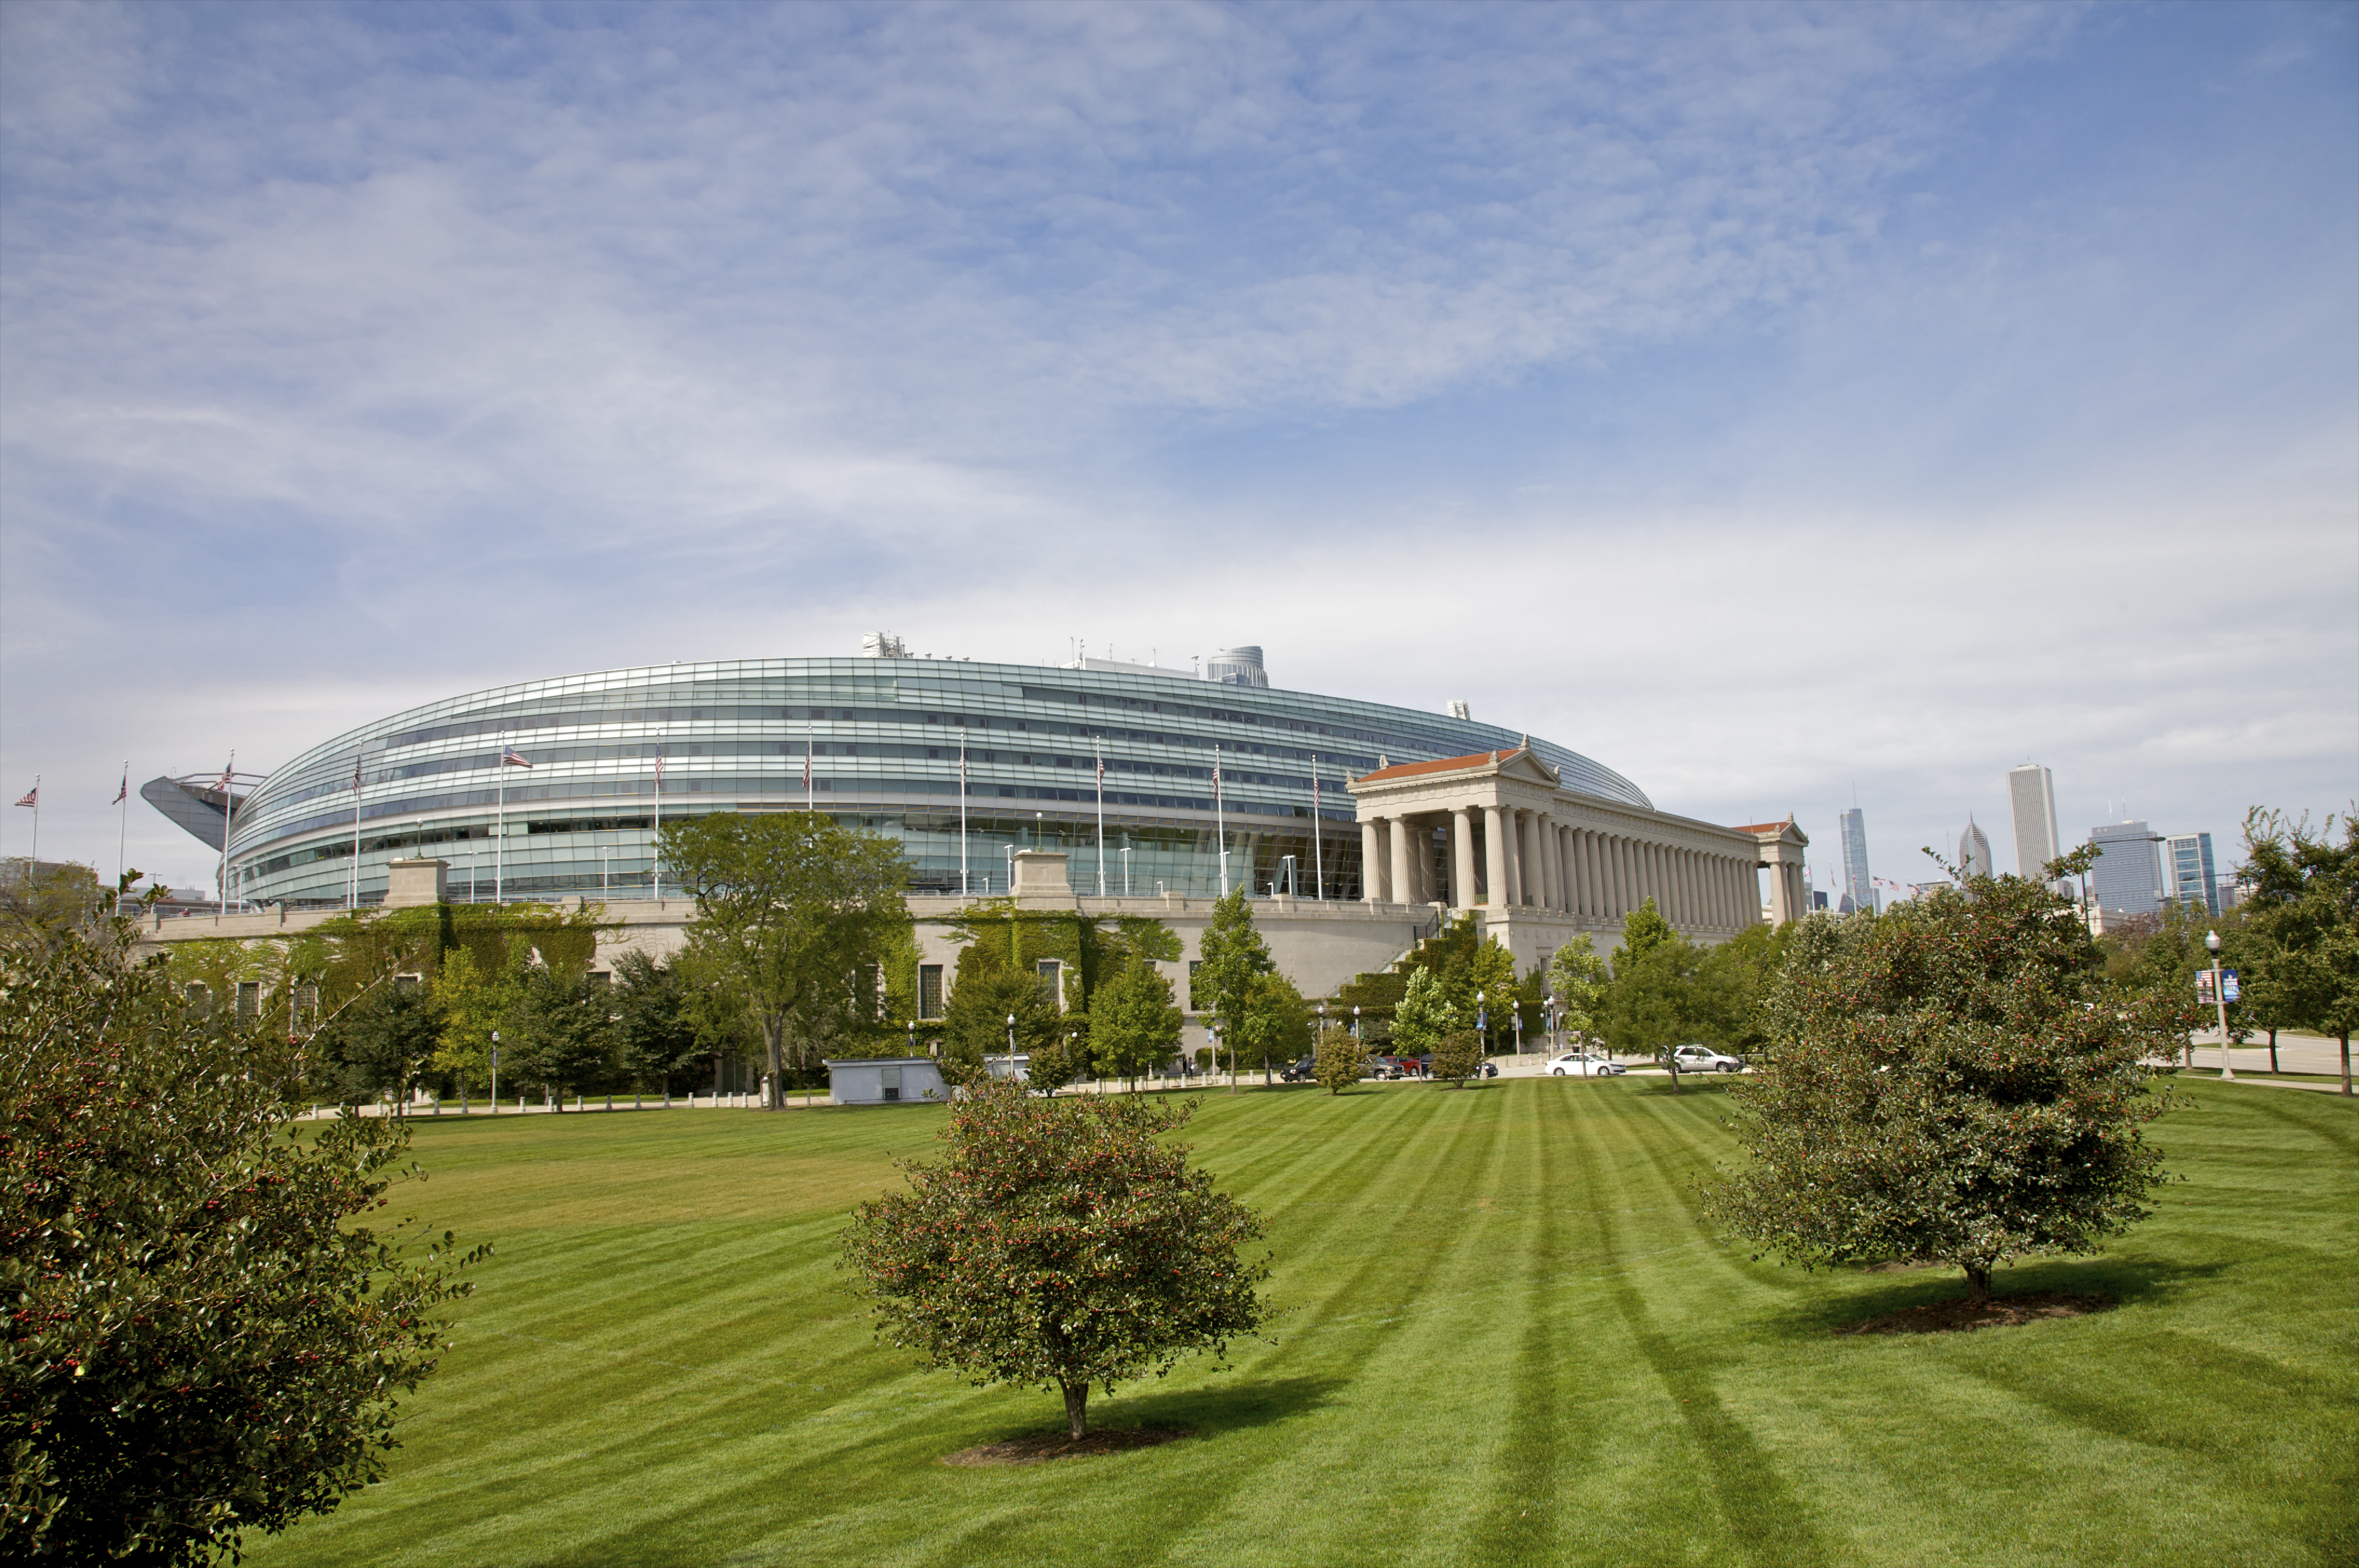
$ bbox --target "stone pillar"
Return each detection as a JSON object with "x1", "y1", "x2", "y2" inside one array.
[
  {"x1": 1567, "y1": 828, "x2": 1586, "y2": 916},
  {"x1": 1535, "y1": 816, "x2": 1558, "y2": 910},
  {"x1": 1554, "y1": 824, "x2": 1572, "y2": 914},
  {"x1": 1483, "y1": 806, "x2": 1509, "y2": 910},
  {"x1": 1453, "y1": 807, "x2": 1478, "y2": 910},
  {"x1": 1605, "y1": 835, "x2": 1623, "y2": 917},
  {"x1": 1362, "y1": 819, "x2": 1387, "y2": 904},
  {"x1": 1579, "y1": 829, "x2": 1597, "y2": 917},
  {"x1": 1392, "y1": 818, "x2": 1418, "y2": 909}
]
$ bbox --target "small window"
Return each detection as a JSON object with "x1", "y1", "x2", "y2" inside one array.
[
  {"x1": 1035, "y1": 959, "x2": 1062, "y2": 1008},
  {"x1": 586, "y1": 970, "x2": 611, "y2": 988},
  {"x1": 236, "y1": 982, "x2": 261, "y2": 1022},
  {"x1": 183, "y1": 982, "x2": 211, "y2": 1013},
  {"x1": 1187, "y1": 960, "x2": 1203, "y2": 1012},
  {"x1": 918, "y1": 964, "x2": 944, "y2": 1020},
  {"x1": 881, "y1": 1067, "x2": 902, "y2": 1103}
]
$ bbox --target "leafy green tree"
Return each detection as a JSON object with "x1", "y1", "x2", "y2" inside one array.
[
  {"x1": 2238, "y1": 809, "x2": 2359, "y2": 1094},
  {"x1": 1194, "y1": 888, "x2": 1273, "y2": 1090},
  {"x1": 1088, "y1": 958, "x2": 1183, "y2": 1089},
  {"x1": 508, "y1": 967, "x2": 620, "y2": 1103},
  {"x1": 1600, "y1": 900, "x2": 1708, "y2": 1088},
  {"x1": 1693, "y1": 920, "x2": 1791, "y2": 1058},
  {"x1": 314, "y1": 981, "x2": 446, "y2": 1111},
  {"x1": 841, "y1": 1076, "x2": 1269, "y2": 1440},
  {"x1": 1430, "y1": 1028, "x2": 1485, "y2": 1087},
  {"x1": 661, "y1": 810, "x2": 910, "y2": 1109},
  {"x1": 610, "y1": 950, "x2": 705, "y2": 1092},
  {"x1": 1235, "y1": 971, "x2": 1314, "y2": 1085},
  {"x1": 0, "y1": 859, "x2": 105, "y2": 952},
  {"x1": 1, "y1": 915, "x2": 485, "y2": 1566},
  {"x1": 940, "y1": 964, "x2": 1063, "y2": 1084},
  {"x1": 1545, "y1": 935, "x2": 1611, "y2": 1047},
  {"x1": 1389, "y1": 967, "x2": 1459, "y2": 1059},
  {"x1": 1312, "y1": 1022, "x2": 1368, "y2": 1095},
  {"x1": 1703, "y1": 863, "x2": 2192, "y2": 1303}
]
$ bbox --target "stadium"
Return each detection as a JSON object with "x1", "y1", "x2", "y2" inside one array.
[{"x1": 145, "y1": 642, "x2": 1658, "y2": 911}]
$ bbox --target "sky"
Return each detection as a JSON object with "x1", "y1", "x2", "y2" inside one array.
[{"x1": 3, "y1": 0, "x2": 2354, "y2": 901}]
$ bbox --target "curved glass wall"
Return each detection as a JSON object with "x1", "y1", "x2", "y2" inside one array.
[{"x1": 220, "y1": 658, "x2": 1652, "y2": 907}]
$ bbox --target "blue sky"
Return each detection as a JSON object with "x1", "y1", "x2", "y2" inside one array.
[{"x1": 3, "y1": 0, "x2": 2353, "y2": 897}]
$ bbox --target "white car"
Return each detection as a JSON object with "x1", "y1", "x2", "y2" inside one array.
[
  {"x1": 1670, "y1": 1044, "x2": 1746, "y2": 1073},
  {"x1": 1546, "y1": 1051, "x2": 1626, "y2": 1077}
]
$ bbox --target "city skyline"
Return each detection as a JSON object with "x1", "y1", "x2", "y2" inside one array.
[{"x1": 3, "y1": 4, "x2": 2353, "y2": 896}]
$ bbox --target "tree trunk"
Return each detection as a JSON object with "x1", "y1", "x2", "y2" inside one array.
[
  {"x1": 2269, "y1": 1029, "x2": 2280, "y2": 1074},
  {"x1": 1062, "y1": 1381, "x2": 1088, "y2": 1440},
  {"x1": 1964, "y1": 1263, "x2": 1992, "y2": 1304},
  {"x1": 2341, "y1": 1031, "x2": 2351, "y2": 1098},
  {"x1": 1665, "y1": 1054, "x2": 1681, "y2": 1094},
  {"x1": 763, "y1": 1013, "x2": 786, "y2": 1110}
]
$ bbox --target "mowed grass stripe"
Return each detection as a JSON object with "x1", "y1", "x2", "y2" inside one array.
[{"x1": 248, "y1": 1081, "x2": 2358, "y2": 1568}]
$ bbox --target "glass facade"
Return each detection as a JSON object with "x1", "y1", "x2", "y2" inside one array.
[
  {"x1": 2165, "y1": 831, "x2": 2218, "y2": 917},
  {"x1": 215, "y1": 657, "x2": 1653, "y2": 908}
]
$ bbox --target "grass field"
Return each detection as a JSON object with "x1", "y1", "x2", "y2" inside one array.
[{"x1": 247, "y1": 1077, "x2": 2358, "y2": 1568}]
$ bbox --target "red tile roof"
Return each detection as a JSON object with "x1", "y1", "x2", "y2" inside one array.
[
  {"x1": 1354, "y1": 750, "x2": 1511, "y2": 784},
  {"x1": 1735, "y1": 819, "x2": 1795, "y2": 834}
]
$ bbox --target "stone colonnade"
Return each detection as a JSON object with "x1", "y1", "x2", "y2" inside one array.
[{"x1": 1359, "y1": 806, "x2": 1761, "y2": 931}]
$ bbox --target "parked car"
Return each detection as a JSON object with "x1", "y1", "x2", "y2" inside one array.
[
  {"x1": 1280, "y1": 1056, "x2": 1317, "y2": 1082},
  {"x1": 1545, "y1": 1051, "x2": 1625, "y2": 1077},
  {"x1": 1670, "y1": 1044, "x2": 1746, "y2": 1073}
]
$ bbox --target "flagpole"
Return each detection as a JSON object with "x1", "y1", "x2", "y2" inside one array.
[
  {"x1": 495, "y1": 732, "x2": 505, "y2": 905},
  {"x1": 959, "y1": 745, "x2": 969, "y2": 896},
  {"x1": 1308, "y1": 755, "x2": 1323, "y2": 899},
  {"x1": 26, "y1": 776, "x2": 38, "y2": 882},
  {"x1": 651, "y1": 746, "x2": 664, "y2": 904},
  {"x1": 350, "y1": 752, "x2": 363, "y2": 910},
  {"x1": 806, "y1": 722, "x2": 815, "y2": 812},
  {"x1": 1095, "y1": 737, "x2": 1106, "y2": 898},
  {"x1": 219, "y1": 751, "x2": 234, "y2": 918},
  {"x1": 1214, "y1": 743, "x2": 1227, "y2": 896},
  {"x1": 116, "y1": 763, "x2": 128, "y2": 892}
]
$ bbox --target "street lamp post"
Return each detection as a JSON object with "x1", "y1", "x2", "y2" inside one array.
[
  {"x1": 1352, "y1": 1004, "x2": 1361, "y2": 1041},
  {"x1": 489, "y1": 1031, "x2": 500, "y2": 1115},
  {"x1": 1121, "y1": 846, "x2": 1132, "y2": 896},
  {"x1": 2205, "y1": 930, "x2": 2234, "y2": 1081}
]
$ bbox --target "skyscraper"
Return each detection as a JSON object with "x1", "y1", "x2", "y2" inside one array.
[
  {"x1": 2165, "y1": 832, "x2": 2219, "y2": 917},
  {"x1": 2090, "y1": 821, "x2": 2164, "y2": 917},
  {"x1": 2007, "y1": 764, "x2": 2061, "y2": 881},
  {"x1": 1959, "y1": 818, "x2": 1993, "y2": 880},
  {"x1": 1839, "y1": 807, "x2": 1872, "y2": 915}
]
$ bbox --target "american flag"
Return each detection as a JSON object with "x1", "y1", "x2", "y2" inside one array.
[
  {"x1": 12, "y1": 785, "x2": 33, "y2": 809},
  {"x1": 214, "y1": 766, "x2": 235, "y2": 793},
  {"x1": 114, "y1": 768, "x2": 128, "y2": 806},
  {"x1": 802, "y1": 739, "x2": 812, "y2": 791},
  {"x1": 1310, "y1": 753, "x2": 1319, "y2": 813},
  {"x1": 959, "y1": 746, "x2": 967, "y2": 788},
  {"x1": 350, "y1": 755, "x2": 363, "y2": 793},
  {"x1": 1211, "y1": 747, "x2": 1222, "y2": 804},
  {"x1": 501, "y1": 747, "x2": 533, "y2": 768},
  {"x1": 654, "y1": 751, "x2": 665, "y2": 782},
  {"x1": 1095, "y1": 742, "x2": 1104, "y2": 783}
]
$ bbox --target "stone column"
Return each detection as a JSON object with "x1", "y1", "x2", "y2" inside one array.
[
  {"x1": 1362, "y1": 820, "x2": 1387, "y2": 903},
  {"x1": 1392, "y1": 818, "x2": 1419, "y2": 909},
  {"x1": 1605, "y1": 835, "x2": 1624, "y2": 917},
  {"x1": 1536, "y1": 816, "x2": 1560, "y2": 910},
  {"x1": 1503, "y1": 809, "x2": 1526, "y2": 907},
  {"x1": 1483, "y1": 805, "x2": 1509, "y2": 910},
  {"x1": 1568, "y1": 828, "x2": 1587, "y2": 916},
  {"x1": 1555, "y1": 824, "x2": 1573, "y2": 914},
  {"x1": 1453, "y1": 807, "x2": 1478, "y2": 910}
]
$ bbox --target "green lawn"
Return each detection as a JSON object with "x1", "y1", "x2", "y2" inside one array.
[{"x1": 247, "y1": 1078, "x2": 2358, "y2": 1568}]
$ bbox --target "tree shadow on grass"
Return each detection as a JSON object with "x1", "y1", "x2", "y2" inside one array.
[
  {"x1": 956, "y1": 1374, "x2": 1347, "y2": 1452},
  {"x1": 1628, "y1": 1077, "x2": 1738, "y2": 1098},
  {"x1": 1762, "y1": 1255, "x2": 2234, "y2": 1339}
]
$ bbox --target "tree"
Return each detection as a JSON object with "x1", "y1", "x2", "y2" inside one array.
[
  {"x1": 1235, "y1": 972, "x2": 1314, "y2": 1085},
  {"x1": 1692, "y1": 920, "x2": 1791, "y2": 1059},
  {"x1": 661, "y1": 811, "x2": 910, "y2": 1109},
  {"x1": 508, "y1": 967, "x2": 620, "y2": 1104},
  {"x1": 841, "y1": 1076, "x2": 1269, "y2": 1441},
  {"x1": 314, "y1": 981, "x2": 446, "y2": 1111},
  {"x1": 2239, "y1": 809, "x2": 2359, "y2": 1095},
  {"x1": 1389, "y1": 967, "x2": 1459, "y2": 1062},
  {"x1": 0, "y1": 860, "x2": 105, "y2": 952},
  {"x1": 1088, "y1": 958, "x2": 1183, "y2": 1089},
  {"x1": 1544, "y1": 934, "x2": 1610, "y2": 1047},
  {"x1": 1702, "y1": 864, "x2": 2192, "y2": 1304},
  {"x1": 1600, "y1": 900, "x2": 1709, "y2": 1090},
  {"x1": 1430, "y1": 1028, "x2": 1485, "y2": 1087},
  {"x1": 940, "y1": 964, "x2": 1062, "y2": 1084},
  {"x1": 1, "y1": 915, "x2": 485, "y2": 1566},
  {"x1": 1312, "y1": 1022, "x2": 1368, "y2": 1095},
  {"x1": 611, "y1": 950, "x2": 706, "y2": 1093},
  {"x1": 1194, "y1": 888, "x2": 1273, "y2": 1091}
]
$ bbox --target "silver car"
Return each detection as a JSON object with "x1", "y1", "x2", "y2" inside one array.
[
  {"x1": 1671, "y1": 1044, "x2": 1745, "y2": 1073},
  {"x1": 1545, "y1": 1051, "x2": 1626, "y2": 1078}
]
